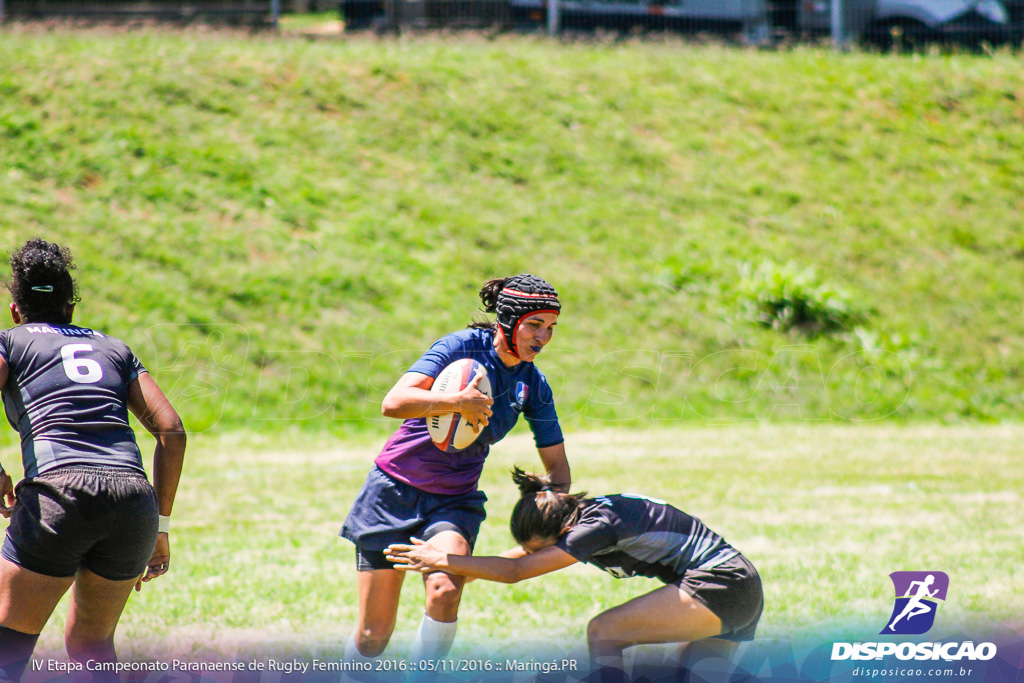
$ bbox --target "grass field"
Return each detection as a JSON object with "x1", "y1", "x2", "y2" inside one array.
[{"x1": 14, "y1": 423, "x2": 1022, "y2": 662}]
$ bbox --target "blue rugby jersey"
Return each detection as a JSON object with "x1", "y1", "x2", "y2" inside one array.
[
  {"x1": 0, "y1": 323, "x2": 147, "y2": 477},
  {"x1": 375, "y1": 327, "x2": 563, "y2": 495},
  {"x1": 556, "y1": 494, "x2": 739, "y2": 584}
]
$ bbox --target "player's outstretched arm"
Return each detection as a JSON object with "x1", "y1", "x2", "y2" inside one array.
[
  {"x1": 128, "y1": 373, "x2": 186, "y2": 590},
  {"x1": 386, "y1": 539, "x2": 577, "y2": 584}
]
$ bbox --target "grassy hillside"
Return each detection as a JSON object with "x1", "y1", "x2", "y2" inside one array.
[{"x1": 2, "y1": 28, "x2": 1023, "y2": 432}]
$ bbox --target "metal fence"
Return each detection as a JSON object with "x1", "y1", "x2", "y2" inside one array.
[
  {"x1": 1, "y1": 0, "x2": 1018, "y2": 45},
  {"x1": 340, "y1": 0, "x2": 1024, "y2": 48}
]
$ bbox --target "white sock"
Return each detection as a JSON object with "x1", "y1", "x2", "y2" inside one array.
[
  {"x1": 341, "y1": 635, "x2": 380, "y2": 683},
  {"x1": 409, "y1": 613, "x2": 457, "y2": 661}
]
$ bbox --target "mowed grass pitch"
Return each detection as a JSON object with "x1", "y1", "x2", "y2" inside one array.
[{"x1": 9, "y1": 424, "x2": 1022, "y2": 661}]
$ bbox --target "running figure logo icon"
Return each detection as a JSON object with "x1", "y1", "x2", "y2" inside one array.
[{"x1": 881, "y1": 571, "x2": 949, "y2": 635}]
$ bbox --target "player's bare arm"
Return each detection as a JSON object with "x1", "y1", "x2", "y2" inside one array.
[
  {"x1": 386, "y1": 539, "x2": 577, "y2": 583},
  {"x1": 381, "y1": 371, "x2": 493, "y2": 427},
  {"x1": 538, "y1": 442, "x2": 571, "y2": 493},
  {"x1": 128, "y1": 373, "x2": 186, "y2": 589}
]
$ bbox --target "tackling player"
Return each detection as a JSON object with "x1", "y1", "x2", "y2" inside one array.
[
  {"x1": 339, "y1": 274, "x2": 570, "y2": 664},
  {"x1": 387, "y1": 467, "x2": 763, "y2": 680},
  {"x1": 0, "y1": 239, "x2": 186, "y2": 681}
]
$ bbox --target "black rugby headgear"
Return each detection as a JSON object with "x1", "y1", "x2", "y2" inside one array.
[{"x1": 495, "y1": 274, "x2": 561, "y2": 359}]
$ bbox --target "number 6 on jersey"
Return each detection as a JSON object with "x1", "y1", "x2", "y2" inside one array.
[{"x1": 61, "y1": 344, "x2": 104, "y2": 384}]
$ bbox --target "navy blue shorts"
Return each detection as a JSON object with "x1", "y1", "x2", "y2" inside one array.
[
  {"x1": 340, "y1": 466, "x2": 487, "y2": 571},
  {"x1": 2, "y1": 464, "x2": 159, "y2": 581}
]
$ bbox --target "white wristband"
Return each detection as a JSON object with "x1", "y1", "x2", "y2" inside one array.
[{"x1": 158, "y1": 515, "x2": 170, "y2": 534}]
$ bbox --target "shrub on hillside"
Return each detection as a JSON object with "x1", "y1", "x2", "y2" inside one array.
[{"x1": 737, "y1": 260, "x2": 867, "y2": 336}]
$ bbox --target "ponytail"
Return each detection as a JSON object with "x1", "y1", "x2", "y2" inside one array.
[
  {"x1": 477, "y1": 277, "x2": 507, "y2": 314},
  {"x1": 467, "y1": 277, "x2": 507, "y2": 330},
  {"x1": 509, "y1": 466, "x2": 587, "y2": 545},
  {"x1": 511, "y1": 466, "x2": 555, "y2": 495}
]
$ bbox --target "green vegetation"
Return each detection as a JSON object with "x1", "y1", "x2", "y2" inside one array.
[
  {"x1": 736, "y1": 260, "x2": 867, "y2": 336},
  {"x1": 27, "y1": 425, "x2": 1024, "y2": 657},
  {"x1": 1, "y1": 29, "x2": 1024, "y2": 432}
]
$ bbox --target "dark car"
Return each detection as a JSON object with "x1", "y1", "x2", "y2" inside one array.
[
  {"x1": 342, "y1": 0, "x2": 771, "y2": 36},
  {"x1": 867, "y1": 0, "x2": 1014, "y2": 46},
  {"x1": 508, "y1": 0, "x2": 768, "y2": 36},
  {"x1": 791, "y1": 0, "x2": 1016, "y2": 47}
]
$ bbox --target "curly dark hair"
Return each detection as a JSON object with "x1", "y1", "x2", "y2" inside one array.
[
  {"x1": 509, "y1": 466, "x2": 587, "y2": 545},
  {"x1": 7, "y1": 238, "x2": 81, "y2": 324}
]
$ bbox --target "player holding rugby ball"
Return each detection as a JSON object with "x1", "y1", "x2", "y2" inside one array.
[
  {"x1": 340, "y1": 274, "x2": 570, "y2": 663},
  {"x1": 0, "y1": 239, "x2": 185, "y2": 681}
]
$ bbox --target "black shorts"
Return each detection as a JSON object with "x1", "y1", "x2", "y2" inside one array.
[
  {"x1": 677, "y1": 553, "x2": 763, "y2": 642},
  {"x1": 2, "y1": 464, "x2": 159, "y2": 581},
  {"x1": 340, "y1": 466, "x2": 487, "y2": 571}
]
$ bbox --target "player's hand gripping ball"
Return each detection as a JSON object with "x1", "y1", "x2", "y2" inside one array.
[{"x1": 427, "y1": 359, "x2": 492, "y2": 452}]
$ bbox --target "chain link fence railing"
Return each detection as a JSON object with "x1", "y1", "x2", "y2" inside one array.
[
  {"x1": 0, "y1": 0, "x2": 1019, "y2": 47},
  {"x1": 339, "y1": 0, "x2": 1024, "y2": 48}
]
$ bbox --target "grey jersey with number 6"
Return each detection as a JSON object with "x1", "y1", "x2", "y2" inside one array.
[{"x1": 0, "y1": 323, "x2": 147, "y2": 477}]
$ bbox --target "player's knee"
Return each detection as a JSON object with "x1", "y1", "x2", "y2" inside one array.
[
  {"x1": 586, "y1": 614, "x2": 623, "y2": 649},
  {"x1": 424, "y1": 574, "x2": 463, "y2": 616}
]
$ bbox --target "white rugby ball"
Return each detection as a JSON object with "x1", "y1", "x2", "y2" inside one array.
[{"x1": 426, "y1": 358, "x2": 491, "y2": 453}]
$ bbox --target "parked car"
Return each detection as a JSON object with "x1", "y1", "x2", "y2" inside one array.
[
  {"x1": 868, "y1": 0, "x2": 1014, "y2": 46},
  {"x1": 795, "y1": 0, "x2": 1016, "y2": 46},
  {"x1": 341, "y1": 0, "x2": 510, "y2": 29},
  {"x1": 507, "y1": 0, "x2": 769, "y2": 38},
  {"x1": 341, "y1": 0, "x2": 771, "y2": 35}
]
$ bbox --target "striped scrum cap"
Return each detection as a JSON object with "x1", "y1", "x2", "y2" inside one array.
[{"x1": 496, "y1": 274, "x2": 560, "y2": 359}]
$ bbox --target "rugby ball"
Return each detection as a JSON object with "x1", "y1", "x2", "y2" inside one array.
[{"x1": 426, "y1": 359, "x2": 491, "y2": 453}]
